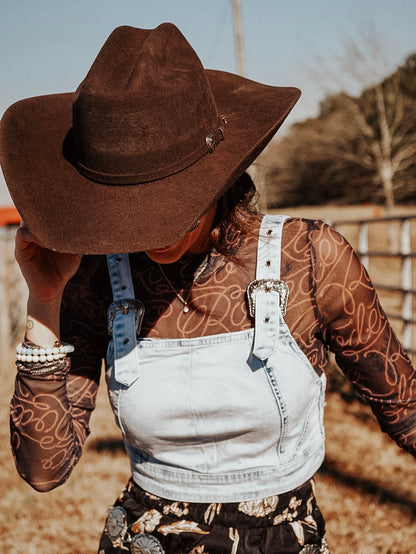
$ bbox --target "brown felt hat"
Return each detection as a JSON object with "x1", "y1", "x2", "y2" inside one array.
[{"x1": 0, "y1": 23, "x2": 300, "y2": 254}]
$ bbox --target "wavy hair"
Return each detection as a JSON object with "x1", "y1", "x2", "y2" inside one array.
[{"x1": 211, "y1": 172, "x2": 260, "y2": 260}]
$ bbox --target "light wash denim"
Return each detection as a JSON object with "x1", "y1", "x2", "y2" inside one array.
[{"x1": 105, "y1": 215, "x2": 326, "y2": 502}]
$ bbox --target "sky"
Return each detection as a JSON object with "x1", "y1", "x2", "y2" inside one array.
[{"x1": 0, "y1": 0, "x2": 415, "y2": 205}]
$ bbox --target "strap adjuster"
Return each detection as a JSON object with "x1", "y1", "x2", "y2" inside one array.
[
  {"x1": 107, "y1": 299, "x2": 145, "y2": 336},
  {"x1": 247, "y1": 279, "x2": 289, "y2": 318}
]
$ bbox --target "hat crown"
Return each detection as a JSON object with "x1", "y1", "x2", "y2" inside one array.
[
  {"x1": 72, "y1": 23, "x2": 221, "y2": 184},
  {"x1": 0, "y1": 22, "x2": 301, "y2": 254}
]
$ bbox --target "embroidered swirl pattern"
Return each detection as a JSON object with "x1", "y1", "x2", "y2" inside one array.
[{"x1": 10, "y1": 217, "x2": 416, "y2": 490}]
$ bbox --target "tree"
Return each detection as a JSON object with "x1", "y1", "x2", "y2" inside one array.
[
  {"x1": 261, "y1": 29, "x2": 416, "y2": 210},
  {"x1": 349, "y1": 57, "x2": 416, "y2": 210}
]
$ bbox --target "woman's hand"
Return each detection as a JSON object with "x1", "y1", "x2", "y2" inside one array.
[
  {"x1": 15, "y1": 222, "x2": 83, "y2": 346},
  {"x1": 15, "y1": 222, "x2": 82, "y2": 303}
]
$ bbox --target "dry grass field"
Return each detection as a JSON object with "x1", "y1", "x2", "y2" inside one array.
[
  {"x1": 2, "y1": 364, "x2": 416, "y2": 553},
  {"x1": 1, "y1": 204, "x2": 416, "y2": 553}
]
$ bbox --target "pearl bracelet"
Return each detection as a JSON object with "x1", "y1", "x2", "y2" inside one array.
[{"x1": 16, "y1": 341, "x2": 74, "y2": 363}]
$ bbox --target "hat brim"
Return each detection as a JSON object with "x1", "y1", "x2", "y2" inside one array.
[{"x1": 0, "y1": 70, "x2": 300, "y2": 254}]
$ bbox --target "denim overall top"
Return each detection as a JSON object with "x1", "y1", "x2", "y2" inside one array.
[{"x1": 105, "y1": 215, "x2": 326, "y2": 503}]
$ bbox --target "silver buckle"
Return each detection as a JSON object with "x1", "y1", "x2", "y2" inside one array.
[
  {"x1": 205, "y1": 114, "x2": 227, "y2": 153},
  {"x1": 247, "y1": 279, "x2": 289, "y2": 318},
  {"x1": 107, "y1": 299, "x2": 145, "y2": 336}
]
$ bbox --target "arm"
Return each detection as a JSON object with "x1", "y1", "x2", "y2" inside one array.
[
  {"x1": 312, "y1": 222, "x2": 416, "y2": 455},
  {"x1": 10, "y1": 225, "x2": 108, "y2": 491}
]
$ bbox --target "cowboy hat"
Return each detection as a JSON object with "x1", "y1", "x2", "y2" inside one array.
[{"x1": 0, "y1": 23, "x2": 300, "y2": 254}]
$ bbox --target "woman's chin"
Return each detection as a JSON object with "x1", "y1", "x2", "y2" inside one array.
[{"x1": 145, "y1": 247, "x2": 185, "y2": 265}]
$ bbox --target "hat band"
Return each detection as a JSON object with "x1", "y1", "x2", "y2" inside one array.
[{"x1": 75, "y1": 116, "x2": 227, "y2": 185}]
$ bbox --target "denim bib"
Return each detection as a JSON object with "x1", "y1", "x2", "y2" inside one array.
[{"x1": 105, "y1": 215, "x2": 326, "y2": 502}]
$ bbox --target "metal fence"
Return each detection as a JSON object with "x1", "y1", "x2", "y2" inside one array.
[
  {"x1": 1, "y1": 215, "x2": 415, "y2": 358},
  {"x1": 333, "y1": 214, "x2": 416, "y2": 358}
]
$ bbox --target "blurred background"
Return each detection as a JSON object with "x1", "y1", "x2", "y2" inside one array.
[{"x1": 1, "y1": 1, "x2": 416, "y2": 552}]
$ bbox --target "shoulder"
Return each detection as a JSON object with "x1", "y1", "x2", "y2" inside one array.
[
  {"x1": 279, "y1": 215, "x2": 353, "y2": 256},
  {"x1": 261, "y1": 215, "x2": 357, "y2": 281}
]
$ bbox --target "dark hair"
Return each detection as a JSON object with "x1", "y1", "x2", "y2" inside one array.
[{"x1": 211, "y1": 172, "x2": 260, "y2": 260}]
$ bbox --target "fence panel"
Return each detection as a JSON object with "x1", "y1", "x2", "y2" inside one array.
[
  {"x1": 1, "y1": 216, "x2": 415, "y2": 360},
  {"x1": 333, "y1": 215, "x2": 416, "y2": 359}
]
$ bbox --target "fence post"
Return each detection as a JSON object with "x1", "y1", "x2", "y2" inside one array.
[
  {"x1": 358, "y1": 222, "x2": 369, "y2": 270},
  {"x1": 401, "y1": 218, "x2": 413, "y2": 351}
]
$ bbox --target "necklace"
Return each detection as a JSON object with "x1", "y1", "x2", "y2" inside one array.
[{"x1": 157, "y1": 254, "x2": 210, "y2": 314}]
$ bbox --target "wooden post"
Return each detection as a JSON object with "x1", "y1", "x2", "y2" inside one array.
[
  {"x1": 358, "y1": 222, "x2": 369, "y2": 270},
  {"x1": 231, "y1": 0, "x2": 246, "y2": 76},
  {"x1": 401, "y1": 218, "x2": 412, "y2": 351}
]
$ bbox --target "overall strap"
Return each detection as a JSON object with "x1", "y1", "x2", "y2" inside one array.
[
  {"x1": 250, "y1": 214, "x2": 288, "y2": 361},
  {"x1": 106, "y1": 254, "x2": 144, "y2": 386}
]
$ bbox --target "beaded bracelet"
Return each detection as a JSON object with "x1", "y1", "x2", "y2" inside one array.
[
  {"x1": 16, "y1": 340, "x2": 74, "y2": 363},
  {"x1": 16, "y1": 357, "x2": 69, "y2": 376}
]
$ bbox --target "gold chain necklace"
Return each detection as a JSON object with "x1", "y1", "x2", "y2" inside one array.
[{"x1": 157, "y1": 254, "x2": 210, "y2": 314}]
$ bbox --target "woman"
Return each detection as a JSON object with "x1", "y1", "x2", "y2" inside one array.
[{"x1": 1, "y1": 24, "x2": 416, "y2": 554}]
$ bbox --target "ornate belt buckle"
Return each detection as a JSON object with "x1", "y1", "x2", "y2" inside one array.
[
  {"x1": 247, "y1": 279, "x2": 289, "y2": 318},
  {"x1": 107, "y1": 299, "x2": 145, "y2": 336}
]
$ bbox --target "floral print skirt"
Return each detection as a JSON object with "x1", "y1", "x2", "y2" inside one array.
[{"x1": 98, "y1": 478, "x2": 329, "y2": 554}]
